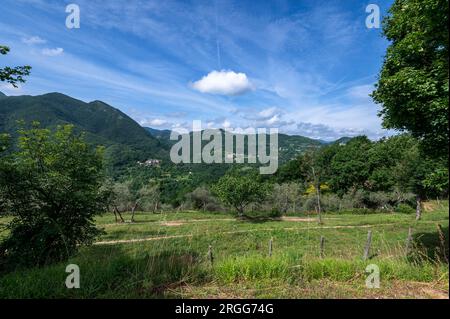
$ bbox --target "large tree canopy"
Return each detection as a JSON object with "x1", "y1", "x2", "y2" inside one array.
[{"x1": 372, "y1": 0, "x2": 449, "y2": 160}]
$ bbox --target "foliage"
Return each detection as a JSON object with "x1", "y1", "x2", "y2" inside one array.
[
  {"x1": 395, "y1": 203, "x2": 416, "y2": 214},
  {"x1": 0, "y1": 123, "x2": 107, "y2": 270},
  {"x1": 186, "y1": 186, "x2": 221, "y2": 212},
  {"x1": 0, "y1": 45, "x2": 32, "y2": 88},
  {"x1": 0, "y1": 93, "x2": 168, "y2": 175},
  {"x1": 371, "y1": 0, "x2": 449, "y2": 161},
  {"x1": 277, "y1": 134, "x2": 448, "y2": 200},
  {"x1": 269, "y1": 183, "x2": 303, "y2": 214},
  {"x1": 212, "y1": 171, "x2": 271, "y2": 216}
]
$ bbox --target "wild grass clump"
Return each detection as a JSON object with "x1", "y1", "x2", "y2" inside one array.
[
  {"x1": 213, "y1": 254, "x2": 448, "y2": 285},
  {"x1": 213, "y1": 255, "x2": 297, "y2": 283}
]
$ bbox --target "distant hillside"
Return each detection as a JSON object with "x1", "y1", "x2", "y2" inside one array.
[
  {"x1": 0, "y1": 90, "x2": 351, "y2": 178},
  {"x1": 146, "y1": 127, "x2": 323, "y2": 163},
  {"x1": 0, "y1": 92, "x2": 168, "y2": 174},
  {"x1": 145, "y1": 127, "x2": 172, "y2": 140},
  {"x1": 332, "y1": 136, "x2": 353, "y2": 145}
]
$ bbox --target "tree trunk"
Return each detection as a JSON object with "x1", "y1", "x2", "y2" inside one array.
[
  {"x1": 131, "y1": 202, "x2": 138, "y2": 222},
  {"x1": 237, "y1": 205, "x2": 244, "y2": 218},
  {"x1": 312, "y1": 167, "x2": 322, "y2": 224},
  {"x1": 316, "y1": 186, "x2": 322, "y2": 224},
  {"x1": 114, "y1": 206, "x2": 125, "y2": 223},
  {"x1": 415, "y1": 196, "x2": 422, "y2": 221}
]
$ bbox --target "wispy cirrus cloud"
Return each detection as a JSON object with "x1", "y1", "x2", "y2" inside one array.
[
  {"x1": 22, "y1": 35, "x2": 46, "y2": 45},
  {"x1": 41, "y1": 47, "x2": 64, "y2": 56},
  {"x1": 0, "y1": 0, "x2": 394, "y2": 141}
]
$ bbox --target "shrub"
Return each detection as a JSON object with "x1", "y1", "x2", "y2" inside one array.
[
  {"x1": 269, "y1": 183, "x2": 302, "y2": 215},
  {"x1": 395, "y1": 203, "x2": 416, "y2": 214},
  {"x1": 0, "y1": 124, "x2": 107, "y2": 270},
  {"x1": 185, "y1": 186, "x2": 221, "y2": 212}
]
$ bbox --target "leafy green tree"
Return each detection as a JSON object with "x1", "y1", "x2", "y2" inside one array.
[
  {"x1": 329, "y1": 136, "x2": 373, "y2": 195},
  {"x1": 0, "y1": 123, "x2": 107, "y2": 270},
  {"x1": 372, "y1": 0, "x2": 449, "y2": 160},
  {"x1": 212, "y1": 173, "x2": 269, "y2": 217},
  {"x1": 0, "y1": 45, "x2": 32, "y2": 87},
  {"x1": 393, "y1": 141, "x2": 448, "y2": 219}
]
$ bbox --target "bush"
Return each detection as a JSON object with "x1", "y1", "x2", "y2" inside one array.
[
  {"x1": 0, "y1": 124, "x2": 107, "y2": 271},
  {"x1": 320, "y1": 194, "x2": 342, "y2": 212},
  {"x1": 185, "y1": 187, "x2": 222, "y2": 212},
  {"x1": 395, "y1": 203, "x2": 416, "y2": 214}
]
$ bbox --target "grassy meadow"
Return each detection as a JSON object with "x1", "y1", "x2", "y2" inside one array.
[{"x1": 0, "y1": 201, "x2": 448, "y2": 299}]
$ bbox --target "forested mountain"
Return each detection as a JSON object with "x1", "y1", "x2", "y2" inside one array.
[
  {"x1": 0, "y1": 91, "x2": 346, "y2": 177},
  {"x1": 0, "y1": 92, "x2": 168, "y2": 174},
  {"x1": 146, "y1": 127, "x2": 324, "y2": 164}
]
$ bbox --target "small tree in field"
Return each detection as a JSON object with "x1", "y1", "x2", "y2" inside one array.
[
  {"x1": 135, "y1": 183, "x2": 160, "y2": 216},
  {"x1": 108, "y1": 181, "x2": 130, "y2": 223},
  {"x1": 0, "y1": 123, "x2": 107, "y2": 270},
  {"x1": 212, "y1": 173, "x2": 269, "y2": 217}
]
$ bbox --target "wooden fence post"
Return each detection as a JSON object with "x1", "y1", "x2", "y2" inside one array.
[
  {"x1": 363, "y1": 230, "x2": 372, "y2": 261},
  {"x1": 320, "y1": 236, "x2": 325, "y2": 258},
  {"x1": 269, "y1": 237, "x2": 273, "y2": 257},
  {"x1": 437, "y1": 224, "x2": 448, "y2": 263},
  {"x1": 207, "y1": 244, "x2": 214, "y2": 265},
  {"x1": 405, "y1": 227, "x2": 413, "y2": 256}
]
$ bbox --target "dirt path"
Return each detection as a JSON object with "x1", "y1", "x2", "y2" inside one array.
[
  {"x1": 94, "y1": 222, "x2": 396, "y2": 245},
  {"x1": 101, "y1": 216, "x2": 339, "y2": 228},
  {"x1": 101, "y1": 218, "x2": 236, "y2": 228}
]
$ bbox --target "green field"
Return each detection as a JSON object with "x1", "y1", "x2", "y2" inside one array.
[{"x1": 0, "y1": 201, "x2": 448, "y2": 299}]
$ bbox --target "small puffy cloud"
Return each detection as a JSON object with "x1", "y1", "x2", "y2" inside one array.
[
  {"x1": 191, "y1": 70, "x2": 253, "y2": 96},
  {"x1": 41, "y1": 47, "x2": 64, "y2": 56},
  {"x1": 222, "y1": 119, "x2": 231, "y2": 128},
  {"x1": 148, "y1": 118, "x2": 167, "y2": 127},
  {"x1": 22, "y1": 36, "x2": 46, "y2": 45}
]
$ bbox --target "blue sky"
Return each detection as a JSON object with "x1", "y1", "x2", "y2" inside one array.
[{"x1": 0, "y1": 0, "x2": 394, "y2": 140}]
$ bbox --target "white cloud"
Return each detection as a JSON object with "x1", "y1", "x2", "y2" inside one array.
[
  {"x1": 191, "y1": 70, "x2": 253, "y2": 96},
  {"x1": 222, "y1": 119, "x2": 231, "y2": 128},
  {"x1": 22, "y1": 36, "x2": 46, "y2": 45},
  {"x1": 257, "y1": 107, "x2": 278, "y2": 120},
  {"x1": 148, "y1": 118, "x2": 167, "y2": 126},
  {"x1": 41, "y1": 47, "x2": 64, "y2": 56}
]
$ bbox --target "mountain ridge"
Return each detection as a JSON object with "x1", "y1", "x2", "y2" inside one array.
[
  {"x1": 0, "y1": 91, "x2": 354, "y2": 174},
  {"x1": 0, "y1": 92, "x2": 168, "y2": 175}
]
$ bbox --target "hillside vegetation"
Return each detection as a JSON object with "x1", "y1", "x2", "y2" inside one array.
[{"x1": 0, "y1": 92, "x2": 168, "y2": 174}]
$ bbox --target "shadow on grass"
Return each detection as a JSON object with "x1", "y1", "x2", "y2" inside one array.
[
  {"x1": 236, "y1": 214, "x2": 283, "y2": 224},
  {"x1": 412, "y1": 225, "x2": 449, "y2": 264},
  {"x1": 99, "y1": 228, "x2": 168, "y2": 241}
]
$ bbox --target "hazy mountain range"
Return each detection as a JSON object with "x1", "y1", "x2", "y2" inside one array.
[{"x1": 0, "y1": 91, "x2": 350, "y2": 173}]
